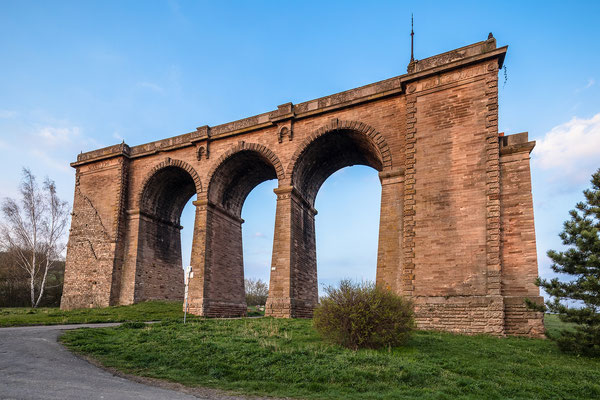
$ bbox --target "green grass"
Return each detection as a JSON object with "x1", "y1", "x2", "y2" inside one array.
[
  {"x1": 61, "y1": 316, "x2": 600, "y2": 400},
  {"x1": 246, "y1": 305, "x2": 265, "y2": 317},
  {"x1": 0, "y1": 301, "x2": 189, "y2": 327},
  {"x1": 543, "y1": 313, "x2": 576, "y2": 340}
]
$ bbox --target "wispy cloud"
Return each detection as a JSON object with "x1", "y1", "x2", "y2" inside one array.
[
  {"x1": 575, "y1": 78, "x2": 596, "y2": 93},
  {"x1": 29, "y1": 149, "x2": 72, "y2": 173},
  {"x1": 0, "y1": 110, "x2": 17, "y2": 119},
  {"x1": 137, "y1": 81, "x2": 164, "y2": 94},
  {"x1": 112, "y1": 131, "x2": 124, "y2": 141},
  {"x1": 585, "y1": 78, "x2": 596, "y2": 89},
  {"x1": 533, "y1": 112, "x2": 600, "y2": 185},
  {"x1": 37, "y1": 125, "x2": 82, "y2": 146},
  {"x1": 253, "y1": 232, "x2": 268, "y2": 239}
]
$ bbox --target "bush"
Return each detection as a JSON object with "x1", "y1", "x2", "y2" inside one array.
[
  {"x1": 313, "y1": 280, "x2": 414, "y2": 350},
  {"x1": 245, "y1": 278, "x2": 268, "y2": 306}
]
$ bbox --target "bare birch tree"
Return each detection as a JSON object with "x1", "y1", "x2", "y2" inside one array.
[
  {"x1": 245, "y1": 278, "x2": 269, "y2": 306},
  {"x1": 0, "y1": 168, "x2": 69, "y2": 307}
]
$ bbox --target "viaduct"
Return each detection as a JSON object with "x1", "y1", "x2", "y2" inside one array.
[{"x1": 61, "y1": 35, "x2": 544, "y2": 337}]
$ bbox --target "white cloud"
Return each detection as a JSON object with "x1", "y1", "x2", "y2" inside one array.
[
  {"x1": 585, "y1": 78, "x2": 596, "y2": 89},
  {"x1": 112, "y1": 131, "x2": 124, "y2": 141},
  {"x1": 253, "y1": 232, "x2": 267, "y2": 239},
  {"x1": 575, "y1": 78, "x2": 596, "y2": 93},
  {"x1": 137, "y1": 81, "x2": 164, "y2": 93},
  {"x1": 533, "y1": 112, "x2": 600, "y2": 184},
  {"x1": 0, "y1": 110, "x2": 17, "y2": 119},
  {"x1": 37, "y1": 125, "x2": 81, "y2": 146}
]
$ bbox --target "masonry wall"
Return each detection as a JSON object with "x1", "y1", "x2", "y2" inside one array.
[
  {"x1": 376, "y1": 170, "x2": 405, "y2": 293},
  {"x1": 412, "y1": 65, "x2": 489, "y2": 298},
  {"x1": 499, "y1": 133, "x2": 545, "y2": 336},
  {"x1": 403, "y1": 59, "x2": 508, "y2": 334},
  {"x1": 133, "y1": 217, "x2": 184, "y2": 302},
  {"x1": 61, "y1": 37, "x2": 543, "y2": 337},
  {"x1": 203, "y1": 206, "x2": 246, "y2": 316},
  {"x1": 62, "y1": 156, "x2": 127, "y2": 309},
  {"x1": 289, "y1": 194, "x2": 318, "y2": 318}
]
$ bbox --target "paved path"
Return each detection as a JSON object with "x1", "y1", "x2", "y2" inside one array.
[{"x1": 0, "y1": 323, "x2": 259, "y2": 400}]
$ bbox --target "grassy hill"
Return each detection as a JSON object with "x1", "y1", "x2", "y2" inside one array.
[{"x1": 45, "y1": 303, "x2": 598, "y2": 400}]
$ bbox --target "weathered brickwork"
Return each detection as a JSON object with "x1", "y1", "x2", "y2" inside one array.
[
  {"x1": 499, "y1": 133, "x2": 545, "y2": 336},
  {"x1": 61, "y1": 35, "x2": 544, "y2": 337}
]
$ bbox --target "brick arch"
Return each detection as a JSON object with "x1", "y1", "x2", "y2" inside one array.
[
  {"x1": 286, "y1": 119, "x2": 392, "y2": 206},
  {"x1": 139, "y1": 157, "x2": 202, "y2": 202},
  {"x1": 206, "y1": 141, "x2": 285, "y2": 186},
  {"x1": 285, "y1": 119, "x2": 392, "y2": 179},
  {"x1": 205, "y1": 142, "x2": 284, "y2": 217}
]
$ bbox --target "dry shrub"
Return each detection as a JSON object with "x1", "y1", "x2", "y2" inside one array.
[{"x1": 313, "y1": 280, "x2": 414, "y2": 350}]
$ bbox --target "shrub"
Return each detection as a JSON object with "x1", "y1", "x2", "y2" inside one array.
[
  {"x1": 313, "y1": 280, "x2": 414, "y2": 350},
  {"x1": 245, "y1": 278, "x2": 269, "y2": 306}
]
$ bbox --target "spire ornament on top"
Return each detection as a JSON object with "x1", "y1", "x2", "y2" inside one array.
[
  {"x1": 410, "y1": 14, "x2": 415, "y2": 62},
  {"x1": 407, "y1": 14, "x2": 418, "y2": 73}
]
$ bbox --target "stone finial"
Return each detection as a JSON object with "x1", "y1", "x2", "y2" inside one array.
[
  {"x1": 195, "y1": 125, "x2": 210, "y2": 138},
  {"x1": 488, "y1": 32, "x2": 494, "y2": 40},
  {"x1": 277, "y1": 102, "x2": 293, "y2": 116}
]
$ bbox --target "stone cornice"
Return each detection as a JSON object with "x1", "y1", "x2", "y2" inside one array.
[
  {"x1": 192, "y1": 199, "x2": 245, "y2": 224},
  {"x1": 499, "y1": 132, "x2": 535, "y2": 156},
  {"x1": 126, "y1": 208, "x2": 183, "y2": 230},
  {"x1": 274, "y1": 186, "x2": 318, "y2": 215},
  {"x1": 499, "y1": 141, "x2": 536, "y2": 156},
  {"x1": 72, "y1": 37, "x2": 508, "y2": 167}
]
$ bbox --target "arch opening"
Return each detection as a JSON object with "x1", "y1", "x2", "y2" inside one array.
[
  {"x1": 268, "y1": 127, "x2": 389, "y2": 317},
  {"x1": 241, "y1": 179, "x2": 277, "y2": 311},
  {"x1": 314, "y1": 165, "x2": 381, "y2": 295},
  {"x1": 202, "y1": 148, "x2": 280, "y2": 316},
  {"x1": 135, "y1": 165, "x2": 199, "y2": 302},
  {"x1": 292, "y1": 129, "x2": 383, "y2": 206},
  {"x1": 142, "y1": 166, "x2": 197, "y2": 226},
  {"x1": 208, "y1": 150, "x2": 278, "y2": 218}
]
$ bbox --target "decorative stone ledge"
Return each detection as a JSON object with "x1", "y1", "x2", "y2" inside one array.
[
  {"x1": 125, "y1": 208, "x2": 183, "y2": 230},
  {"x1": 192, "y1": 199, "x2": 245, "y2": 224},
  {"x1": 499, "y1": 132, "x2": 535, "y2": 156},
  {"x1": 273, "y1": 186, "x2": 318, "y2": 216},
  {"x1": 72, "y1": 35, "x2": 508, "y2": 167},
  {"x1": 407, "y1": 34, "x2": 503, "y2": 74}
]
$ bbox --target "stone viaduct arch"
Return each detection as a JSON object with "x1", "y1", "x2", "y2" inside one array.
[
  {"x1": 121, "y1": 158, "x2": 202, "y2": 305},
  {"x1": 188, "y1": 142, "x2": 284, "y2": 316},
  {"x1": 61, "y1": 35, "x2": 545, "y2": 336}
]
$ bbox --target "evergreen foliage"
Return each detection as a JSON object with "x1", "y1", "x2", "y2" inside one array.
[{"x1": 530, "y1": 168, "x2": 600, "y2": 356}]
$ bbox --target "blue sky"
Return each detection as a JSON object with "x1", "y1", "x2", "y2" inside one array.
[{"x1": 1, "y1": 1, "x2": 599, "y2": 294}]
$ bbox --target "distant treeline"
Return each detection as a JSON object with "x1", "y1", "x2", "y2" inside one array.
[{"x1": 0, "y1": 251, "x2": 65, "y2": 307}]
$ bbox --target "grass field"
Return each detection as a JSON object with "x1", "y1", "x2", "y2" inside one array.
[
  {"x1": 0, "y1": 301, "x2": 188, "y2": 327},
  {"x1": 59, "y1": 312, "x2": 599, "y2": 400}
]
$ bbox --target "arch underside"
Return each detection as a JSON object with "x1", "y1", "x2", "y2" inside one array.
[
  {"x1": 196, "y1": 148, "x2": 280, "y2": 317},
  {"x1": 133, "y1": 165, "x2": 200, "y2": 303},
  {"x1": 142, "y1": 166, "x2": 196, "y2": 225},
  {"x1": 208, "y1": 150, "x2": 278, "y2": 218}
]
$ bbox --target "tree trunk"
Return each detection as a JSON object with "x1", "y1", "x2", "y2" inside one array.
[
  {"x1": 29, "y1": 271, "x2": 35, "y2": 307},
  {"x1": 34, "y1": 259, "x2": 51, "y2": 308}
]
